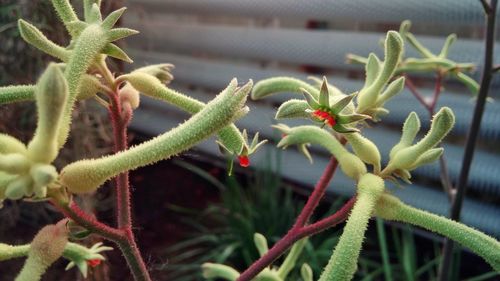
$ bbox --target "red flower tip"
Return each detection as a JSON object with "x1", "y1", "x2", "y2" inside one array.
[
  {"x1": 238, "y1": 155, "x2": 250, "y2": 167},
  {"x1": 281, "y1": 133, "x2": 287, "y2": 138},
  {"x1": 87, "y1": 259, "x2": 102, "y2": 268},
  {"x1": 313, "y1": 110, "x2": 336, "y2": 127}
]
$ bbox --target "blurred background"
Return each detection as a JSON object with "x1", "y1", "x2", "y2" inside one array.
[{"x1": 0, "y1": 0, "x2": 499, "y2": 280}]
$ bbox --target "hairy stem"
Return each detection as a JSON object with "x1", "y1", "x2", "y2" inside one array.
[
  {"x1": 319, "y1": 174, "x2": 384, "y2": 281},
  {"x1": 377, "y1": 194, "x2": 500, "y2": 271}
]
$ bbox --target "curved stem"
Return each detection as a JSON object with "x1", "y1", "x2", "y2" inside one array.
[
  {"x1": 377, "y1": 194, "x2": 500, "y2": 271},
  {"x1": 54, "y1": 200, "x2": 124, "y2": 241},
  {"x1": 117, "y1": 230, "x2": 152, "y2": 281}
]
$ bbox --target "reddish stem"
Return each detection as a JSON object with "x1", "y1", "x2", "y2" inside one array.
[
  {"x1": 237, "y1": 148, "x2": 350, "y2": 281},
  {"x1": 404, "y1": 75, "x2": 431, "y2": 110},
  {"x1": 237, "y1": 197, "x2": 355, "y2": 281},
  {"x1": 55, "y1": 200, "x2": 124, "y2": 241},
  {"x1": 293, "y1": 156, "x2": 340, "y2": 228},
  {"x1": 108, "y1": 92, "x2": 132, "y2": 229},
  {"x1": 429, "y1": 72, "x2": 443, "y2": 114}
]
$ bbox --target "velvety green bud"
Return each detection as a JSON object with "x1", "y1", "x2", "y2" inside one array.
[
  {"x1": 251, "y1": 77, "x2": 319, "y2": 100},
  {"x1": 357, "y1": 31, "x2": 403, "y2": 113},
  {"x1": 0, "y1": 153, "x2": 31, "y2": 174},
  {"x1": 28, "y1": 64, "x2": 68, "y2": 164},
  {"x1": 409, "y1": 147, "x2": 444, "y2": 170},
  {"x1": 18, "y1": 20, "x2": 70, "y2": 62},
  {"x1": 376, "y1": 76, "x2": 405, "y2": 106},
  {"x1": 337, "y1": 153, "x2": 368, "y2": 181},
  {"x1": 61, "y1": 80, "x2": 251, "y2": 193},
  {"x1": 345, "y1": 133, "x2": 381, "y2": 173},
  {"x1": 301, "y1": 264, "x2": 313, "y2": 281},
  {"x1": 51, "y1": 0, "x2": 79, "y2": 35},
  {"x1": 59, "y1": 24, "x2": 108, "y2": 147},
  {"x1": 389, "y1": 108, "x2": 454, "y2": 171},
  {"x1": 5, "y1": 175, "x2": 32, "y2": 200},
  {"x1": 124, "y1": 72, "x2": 246, "y2": 155},
  {"x1": 253, "y1": 233, "x2": 269, "y2": 257},
  {"x1": 275, "y1": 99, "x2": 309, "y2": 119},
  {"x1": 84, "y1": 0, "x2": 102, "y2": 23},
  {"x1": 86, "y1": 3, "x2": 102, "y2": 24},
  {"x1": 132, "y1": 64, "x2": 174, "y2": 84},
  {"x1": 30, "y1": 164, "x2": 58, "y2": 187},
  {"x1": 364, "y1": 53, "x2": 381, "y2": 87},
  {"x1": 202, "y1": 263, "x2": 239, "y2": 280},
  {"x1": 389, "y1": 112, "x2": 420, "y2": 159},
  {"x1": 15, "y1": 220, "x2": 68, "y2": 281},
  {"x1": 0, "y1": 134, "x2": 27, "y2": 155},
  {"x1": 77, "y1": 74, "x2": 101, "y2": 100}
]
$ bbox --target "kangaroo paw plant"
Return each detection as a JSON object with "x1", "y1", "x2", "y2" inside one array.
[
  {"x1": 1, "y1": 1, "x2": 499, "y2": 280},
  {"x1": 0, "y1": 1, "x2": 263, "y2": 280},
  {"x1": 220, "y1": 29, "x2": 500, "y2": 281}
]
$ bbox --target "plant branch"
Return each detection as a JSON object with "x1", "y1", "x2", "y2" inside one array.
[
  {"x1": 53, "y1": 200, "x2": 124, "y2": 241},
  {"x1": 439, "y1": 0, "x2": 498, "y2": 279},
  {"x1": 236, "y1": 197, "x2": 355, "y2": 281},
  {"x1": 404, "y1": 76, "x2": 430, "y2": 110}
]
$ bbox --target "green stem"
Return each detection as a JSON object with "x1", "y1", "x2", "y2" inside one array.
[
  {"x1": 376, "y1": 194, "x2": 500, "y2": 271},
  {"x1": 319, "y1": 174, "x2": 384, "y2": 281},
  {"x1": 277, "y1": 238, "x2": 307, "y2": 279},
  {"x1": 117, "y1": 234, "x2": 152, "y2": 281},
  {"x1": 0, "y1": 85, "x2": 35, "y2": 104},
  {"x1": 376, "y1": 218, "x2": 393, "y2": 281}
]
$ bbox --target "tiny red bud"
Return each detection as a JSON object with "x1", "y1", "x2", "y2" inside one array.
[
  {"x1": 238, "y1": 155, "x2": 250, "y2": 167},
  {"x1": 87, "y1": 259, "x2": 102, "y2": 267}
]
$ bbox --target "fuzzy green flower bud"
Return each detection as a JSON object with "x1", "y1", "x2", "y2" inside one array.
[
  {"x1": 364, "y1": 53, "x2": 381, "y2": 88},
  {"x1": 0, "y1": 134, "x2": 27, "y2": 155},
  {"x1": 18, "y1": 20, "x2": 70, "y2": 62},
  {"x1": 28, "y1": 64, "x2": 68, "y2": 164},
  {"x1": 0, "y1": 153, "x2": 30, "y2": 174},
  {"x1": 15, "y1": 220, "x2": 68, "y2": 281},
  {"x1": 275, "y1": 99, "x2": 309, "y2": 119},
  {"x1": 301, "y1": 264, "x2": 313, "y2": 281},
  {"x1": 51, "y1": 0, "x2": 79, "y2": 35},
  {"x1": 76, "y1": 74, "x2": 102, "y2": 100},
  {"x1": 408, "y1": 147, "x2": 444, "y2": 170},
  {"x1": 132, "y1": 64, "x2": 174, "y2": 84},
  {"x1": 61, "y1": 79, "x2": 251, "y2": 193},
  {"x1": 253, "y1": 233, "x2": 269, "y2": 257},
  {"x1": 386, "y1": 108, "x2": 454, "y2": 173},
  {"x1": 58, "y1": 24, "x2": 108, "y2": 147},
  {"x1": 376, "y1": 76, "x2": 405, "y2": 106},
  {"x1": 202, "y1": 263, "x2": 240, "y2": 281},
  {"x1": 252, "y1": 77, "x2": 319, "y2": 100},
  {"x1": 5, "y1": 175, "x2": 32, "y2": 200},
  {"x1": 389, "y1": 111, "x2": 421, "y2": 159},
  {"x1": 357, "y1": 31, "x2": 403, "y2": 113},
  {"x1": 344, "y1": 133, "x2": 381, "y2": 173},
  {"x1": 123, "y1": 72, "x2": 255, "y2": 157}
]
